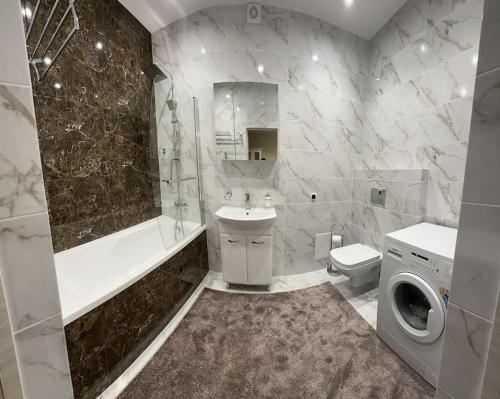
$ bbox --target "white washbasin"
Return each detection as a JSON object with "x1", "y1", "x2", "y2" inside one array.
[{"x1": 215, "y1": 206, "x2": 277, "y2": 227}]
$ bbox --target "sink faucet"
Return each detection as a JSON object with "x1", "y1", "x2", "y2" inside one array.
[{"x1": 244, "y1": 192, "x2": 251, "y2": 210}]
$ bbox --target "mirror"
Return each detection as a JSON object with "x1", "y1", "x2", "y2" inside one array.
[{"x1": 214, "y1": 82, "x2": 278, "y2": 161}]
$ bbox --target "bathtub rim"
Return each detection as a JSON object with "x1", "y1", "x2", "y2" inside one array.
[{"x1": 56, "y1": 218, "x2": 206, "y2": 326}]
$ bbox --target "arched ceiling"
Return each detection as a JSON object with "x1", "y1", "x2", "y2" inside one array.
[{"x1": 119, "y1": 0, "x2": 407, "y2": 40}]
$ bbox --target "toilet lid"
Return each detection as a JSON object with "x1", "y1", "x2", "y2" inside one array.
[{"x1": 331, "y1": 244, "x2": 381, "y2": 267}]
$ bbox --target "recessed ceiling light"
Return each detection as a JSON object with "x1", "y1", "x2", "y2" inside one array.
[
  {"x1": 22, "y1": 6, "x2": 32, "y2": 19},
  {"x1": 54, "y1": 82, "x2": 62, "y2": 90},
  {"x1": 420, "y1": 44, "x2": 427, "y2": 53},
  {"x1": 312, "y1": 54, "x2": 319, "y2": 62},
  {"x1": 459, "y1": 87, "x2": 468, "y2": 98},
  {"x1": 95, "y1": 41, "x2": 103, "y2": 50},
  {"x1": 201, "y1": 47, "x2": 206, "y2": 55},
  {"x1": 345, "y1": 0, "x2": 354, "y2": 7},
  {"x1": 43, "y1": 57, "x2": 52, "y2": 65},
  {"x1": 257, "y1": 64, "x2": 264, "y2": 73},
  {"x1": 226, "y1": 94, "x2": 231, "y2": 99}
]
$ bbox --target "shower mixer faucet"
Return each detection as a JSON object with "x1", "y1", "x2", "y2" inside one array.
[{"x1": 245, "y1": 192, "x2": 251, "y2": 210}]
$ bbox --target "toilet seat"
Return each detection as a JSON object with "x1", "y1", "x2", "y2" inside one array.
[
  {"x1": 330, "y1": 244, "x2": 382, "y2": 286},
  {"x1": 330, "y1": 243, "x2": 381, "y2": 268}
]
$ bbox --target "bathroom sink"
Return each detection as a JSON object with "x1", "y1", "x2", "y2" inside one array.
[{"x1": 215, "y1": 206, "x2": 277, "y2": 227}]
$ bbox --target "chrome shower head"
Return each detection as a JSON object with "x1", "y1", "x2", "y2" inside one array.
[{"x1": 141, "y1": 64, "x2": 167, "y2": 81}]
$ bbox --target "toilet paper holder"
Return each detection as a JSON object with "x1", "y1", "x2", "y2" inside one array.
[{"x1": 327, "y1": 224, "x2": 344, "y2": 276}]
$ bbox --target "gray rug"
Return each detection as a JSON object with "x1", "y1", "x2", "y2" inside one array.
[{"x1": 118, "y1": 283, "x2": 434, "y2": 399}]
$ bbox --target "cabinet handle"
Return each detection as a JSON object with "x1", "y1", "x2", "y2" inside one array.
[
  {"x1": 251, "y1": 241, "x2": 265, "y2": 244},
  {"x1": 228, "y1": 239, "x2": 238, "y2": 243}
]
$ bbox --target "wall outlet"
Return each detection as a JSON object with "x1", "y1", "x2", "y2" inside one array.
[{"x1": 370, "y1": 188, "x2": 386, "y2": 206}]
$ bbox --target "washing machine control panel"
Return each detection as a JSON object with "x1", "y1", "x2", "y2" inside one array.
[{"x1": 385, "y1": 244, "x2": 453, "y2": 282}]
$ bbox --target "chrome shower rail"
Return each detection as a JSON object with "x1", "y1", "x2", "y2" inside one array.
[{"x1": 23, "y1": 0, "x2": 79, "y2": 81}]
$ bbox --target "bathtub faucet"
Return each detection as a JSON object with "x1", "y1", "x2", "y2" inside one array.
[{"x1": 174, "y1": 200, "x2": 188, "y2": 209}]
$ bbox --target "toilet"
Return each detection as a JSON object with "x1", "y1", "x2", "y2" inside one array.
[{"x1": 330, "y1": 243, "x2": 382, "y2": 287}]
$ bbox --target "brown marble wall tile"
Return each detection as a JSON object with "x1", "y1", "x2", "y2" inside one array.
[
  {"x1": 30, "y1": 0, "x2": 159, "y2": 252},
  {"x1": 65, "y1": 231, "x2": 209, "y2": 399}
]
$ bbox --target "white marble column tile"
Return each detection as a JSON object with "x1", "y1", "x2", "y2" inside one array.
[
  {"x1": 0, "y1": 84, "x2": 47, "y2": 220},
  {"x1": 438, "y1": 304, "x2": 493, "y2": 399},
  {"x1": 462, "y1": 68, "x2": 500, "y2": 205},
  {"x1": 0, "y1": 281, "x2": 23, "y2": 399},
  {"x1": 0, "y1": 0, "x2": 31, "y2": 86},
  {"x1": 450, "y1": 203, "x2": 500, "y2": 321},
  {"x1": 13, "y1": 314, "x2": 73, "y2": 399},
  {"x1": 0, "y1": 213, "x2": 61, "y2": 331}
]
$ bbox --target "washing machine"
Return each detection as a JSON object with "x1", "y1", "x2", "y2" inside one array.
[{"x1": 377, "y1": 222, "x2": 457, "y2": 387}]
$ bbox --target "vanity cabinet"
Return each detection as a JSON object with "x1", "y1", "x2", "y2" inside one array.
[{"x1": 221, "y1": 233, "x2": 273, "y2": 286}]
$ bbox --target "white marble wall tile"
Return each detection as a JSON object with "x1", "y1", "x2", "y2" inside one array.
[
  {"x1": 368, "y1": 117, "x2": 420, "y2": 153},
  {"x1": 462, "y1": 68, "x2": 500, "y2": 206},
  {"x1": 417, "y1": 141, "x2": 468, "y2": 182},
  {"x1": 285, "y1": 177, "x2": 351, "y2": 203},
  {"x1": 426, "y1": 0, "x2": 483, "y2": 65},
  {"x1": 419, "y1": 47, "x2": 478, "y2": 110},
  {"x1": 425, "y1": 181, "x2": 462, "y2": 222},
  {"x1": 281, "y1": 251, "x2": 324, "y2": 275},
  {"x1": 351, "y1": 202, "x2": 412, "y2": 236},
  {"x1": 0, "y1": 213, "x2": 60, "y2": 331},
  {"x1": 482, "y1": 296, "x2": 500, "y2": 398},
  {"x1": 285, "y1": 202, "x2": 349, "y2": 231},
  {"x1": 450, "y1": 203, "x2": 500, "y2": 321},
  {"x1": 0, "y1": 282, "x2": 23, "y2": 399},
  {"x1": 13, "y1": 314, "x2": 73, "y2": 399},
  {"x1": 0, "y1": 84, "x2": 47, "y2": 220},
  {"x1": 353, "y1": 168, "x2": 428, "y2": 181},
  {"x1": 403, "y1": 181, "x2": 428, "y2": 217},
  {"x1": 280, "y1": 150, "x2": 340, "y2": 179},
  {"x1": 0, "y1": 0, "x2": 31, "y2": 86},
  {"x1": 158, "y1": 14, "x2": 226, "y2": 60},
  {"x1": 361, "y1": 149, "x2": 418, "y2": 171},
  {"x1": 335, "y1": 126, "x2": 364, "y2": 154},
  {"x1": 208, "y1": 248, "x2": 222, "y2": 272},
  {"x1": 407, "y1": 0, "x2": 470, "y2": 25},
  {"x1": 438, "y1": 304, "x2": 492, "y2": 399},
  {"x1": 286, "y1": 18, "x2": 325, "y2": 61},
  {"x1": 281, "y1": 120, "x2": 336, "y2": 152},
  {"x1": 288, "y1": 56, "x2": 331, "y2": 94},
  {"x1": 281, "y1": 229, "x2": 317, "y2": 253},
  {"x1": 348, "y1": 223, "x2": 383, "y2": 250},
  {"x1": 476, "y1": 0, "x2": 500, "y2": 75},
  {"x1": 418, "y1": 98, "x2": 473, "y2": 145},
  {"x1": 226, "y1": 50, "x2": 288, "y2": 83},
  {"x1": 327, "y1": 29, "x2": 369, "y2": 76},
  {"x1": 330, "y1": 97, "x2": 365, "y2": 129}
]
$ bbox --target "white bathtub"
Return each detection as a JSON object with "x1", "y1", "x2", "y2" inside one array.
[{"x1": 55, "y1": 216, "x2": 206, "y2": 325}]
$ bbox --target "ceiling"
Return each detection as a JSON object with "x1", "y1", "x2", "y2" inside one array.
[{"x1": 119, "y1": 0, "x2": 407, "y2": 40}]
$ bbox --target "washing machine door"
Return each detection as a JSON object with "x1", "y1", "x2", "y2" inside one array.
[{"x1": 387, "y1": 272, "x2": 445, "y2": 344}]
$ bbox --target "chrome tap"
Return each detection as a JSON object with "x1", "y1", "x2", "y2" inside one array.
[{"x1": 244, "y1": 192, "x2": 251, "y2": 210}]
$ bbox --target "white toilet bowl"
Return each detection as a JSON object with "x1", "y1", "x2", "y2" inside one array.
[{"x1": 330, "y1": 243, "x2": 382, "y2": 287}]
